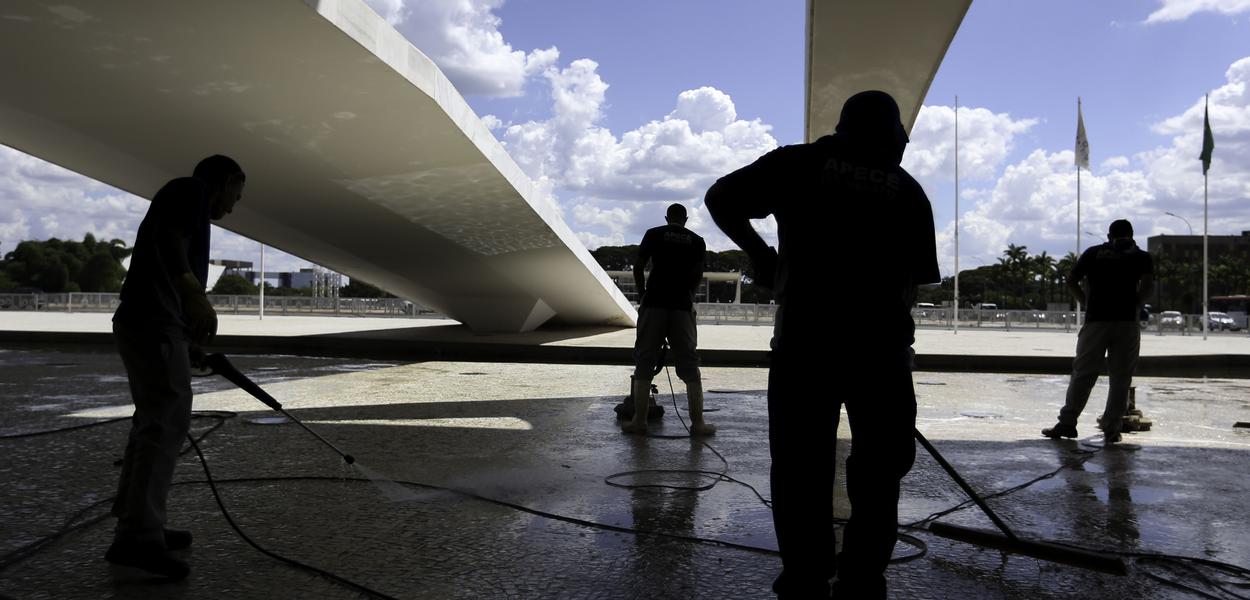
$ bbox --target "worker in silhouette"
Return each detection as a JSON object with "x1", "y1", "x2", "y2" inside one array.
[
  {"x1": 107, "y1": 155, "x2": 245, "y2": 580},
  {"x1": 1043, "y1": 219, "x2": 1153, "y2": 445},
  {"x1": 706, "y1": 90, "x2": 939, "y2": 599},
  {"x1": 623, "y1": 203, "x2": 715, "y2": 436}
]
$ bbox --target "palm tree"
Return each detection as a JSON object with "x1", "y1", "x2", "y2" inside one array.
[
  {"x1": 108, "y1": 239, "x2": 133, "y2": 262},
  {"x1": 1033, "y1": 251, "x2": 1056, "y2": 304},
  {"x1": 1055, "y1": 251, "x2": 1079, "y2": 307},
  {"x1": 1001, "y1": 244, "x2": 1030, "y2": 306}
]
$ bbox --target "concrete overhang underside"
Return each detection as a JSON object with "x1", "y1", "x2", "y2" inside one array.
[
  {"x1": 806, "y1": 0, "x2": 971, "y2": 141},
  {"x1": 0, "y1": 0, "x2": 969, "y2": 333}
]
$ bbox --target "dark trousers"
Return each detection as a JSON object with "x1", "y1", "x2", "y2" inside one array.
[
  {"x1": 112, "y1": 322, "x2": 193, "y2": 543},
  {"x1": 768, "y1": 347, "x2": 916, "y2": 599}
]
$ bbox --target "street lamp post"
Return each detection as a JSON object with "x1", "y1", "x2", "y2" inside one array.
[{"x1": 1164, "y1": 212, "x2": 1193, "y2": 235}]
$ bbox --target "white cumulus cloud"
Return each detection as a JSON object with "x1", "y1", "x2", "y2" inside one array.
[
  {"x1": 0, "y1": 145, "x2": 320, "y2": 275},
  {"x1": 903, "y1": 105, "x2": 1038, "y2": 183},
  {"x1": 493, "y1": 58, "x2": 779, "y2": 250},
  {"x1": 369, "y1": 0, "x2": 556, "y2": 98},
  {"x1": 1145, "y1": 0, "x2": 1250, "y2": 23},
  {"x1": 668, "y1": 87, "x2": 738, "y2": 134},
  {"x1": 933, "y1": 55, "x2": 1250, "y2": 278}
]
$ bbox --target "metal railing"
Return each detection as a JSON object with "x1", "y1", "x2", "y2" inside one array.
[
  {"x1": 0, "y1": 293, "x2": 434, "y2": 318},
  {"x1": 912, "y1": 308, "x2": 1081, "y2": 331},
  {"x1": 2, "y1": 293, "x2": 1245, "y2": 335},
  {"x1": 693, "y1": 302, "x2": 779, "y2": 324}
]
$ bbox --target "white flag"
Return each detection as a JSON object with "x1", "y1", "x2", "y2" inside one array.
[{"x1": 1075, "y1": 99, "x2": 1090, "y2": 170}]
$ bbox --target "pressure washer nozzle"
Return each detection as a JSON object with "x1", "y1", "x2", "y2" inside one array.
[{"x1": 344, "y1": 454, "x2": 356, "y2": 465}]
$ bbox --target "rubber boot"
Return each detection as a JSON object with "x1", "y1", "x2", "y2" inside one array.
[
  {"x1": 621, "y1": 376, "x2": 651, "y2": 434},
  {"x1": 685, "y1": 379, "x2": 716, "y2": 436}
]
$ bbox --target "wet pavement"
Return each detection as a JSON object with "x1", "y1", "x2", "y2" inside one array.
[{"x1": 2, "y1": 346, "x2": 1250, "y2": 599}]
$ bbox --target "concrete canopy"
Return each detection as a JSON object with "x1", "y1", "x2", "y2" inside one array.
[
  {"x1": 806, "y1": 0, "x2": 972, "y2": 141},
  {"x1": 1, "y1": 0, "x2": 969, "y2": 332},
  {"x1": 0, "y1": 0, "x2": 635, "y2": 333}
]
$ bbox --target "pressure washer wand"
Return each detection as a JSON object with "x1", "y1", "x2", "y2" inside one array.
[
  {"x1": 913, "y1": 428, "x2": 1017, "y2": 542},
  {"x1": 203, "y1": 353, "x2": 355, "y2": 465},
  {"x1": 915, "y1": 427, "x2": 1127, "y2": 575}
]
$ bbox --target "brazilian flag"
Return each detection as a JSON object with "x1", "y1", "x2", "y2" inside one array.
[{"x1": 1200, "y1": 96, "x2": 1214, "y2": 175}]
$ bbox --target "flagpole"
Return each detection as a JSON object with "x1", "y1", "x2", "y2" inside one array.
[
  {"x1": 1198, "y1": 93, "x2": 1216, "y2": 338},
  {"x1": 1076, "y1": 97, "x2": 1082, "y2": 328},
  {"x1": 1200, "y1": 92, "x2": 1210, "y2": 337},
  {"x1": 1202, "y1": 98, "x2": 1209, "y2": 339},
  {"x1": 954, "y1": 95, "x2": 960, "y2": 335},
  {"x1": 259, "y1": 242, "x2": 265, "y2": 320}
]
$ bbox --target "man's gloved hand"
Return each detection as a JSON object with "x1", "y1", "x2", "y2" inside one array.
[
  {"x1": 176, "y1": 272, "x2": 218, "y2": 346},
  {"x1": 750, "y1": 246, "x2": 779, "y2": 290}
]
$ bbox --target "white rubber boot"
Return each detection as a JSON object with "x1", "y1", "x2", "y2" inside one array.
[
  {"x1": 621, "y1": 376, "x2": 651, "y2": 434},
  {"x1": 685, "y1": 378, "x2": 716, "y2": 436}
]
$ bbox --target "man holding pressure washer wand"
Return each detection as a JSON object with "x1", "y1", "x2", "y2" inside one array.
[
  {"x1": 621, "y1": 203, "x2": 716, "y2": 437},
  {"x1": 106, "y1": 155, "x2": 245, "y2": 580}
]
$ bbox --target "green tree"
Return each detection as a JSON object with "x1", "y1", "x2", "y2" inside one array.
[
  {"x1": 4, "y1": 241, "x2": 52, "y2": 290},
  {"x1": 39, "y1": 261, "x2": 70, "y2": 293},
  {"x1": 1, "y1": 235, "x2": 132, "y2": 293},
  {"x1": 957, "y1": 265, "x2": 1000, "y2": 307},
  {"x1": 589, "y1": 245, "x2": 639, "y2": 271},
  {"x1": 1211, "y1": 253, "x2": 1250, "y2": 297},
  {"x1": 1054, "y1": 252, "x2": 1080, "y2": 309},
  {"x1": 210, "y1": 274, "x2": 257, "y2": 295},
  {"x1": 78, "y1": 251, "x2": 126, "y2": 292},
  {"x1": 1033, "y1": 251, "x2": 1056, "y2": 304},
  {"x1": 1151, "y1": 250, "x2": 1199, "y2": 311},
  {"x1": 998, "y1": 244, "x2": 1032, "y2": 307},
  {"x1": 107, "y1": 239, "x2": 133, "y2": 262}
]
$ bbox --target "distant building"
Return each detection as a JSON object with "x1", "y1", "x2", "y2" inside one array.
[
  {"x1": 285, "y1": 268, "x2": 317, "y2": 289},
  {"x1": 206, "y1": 259, "x2": 254, "y2": 290},
  {"x1": 1146, "y1": 231, "x2": 1250, "y2": 265},
  {"x1": 1146, "y1": 230, "x2": 1250, "y2": 312},
  {"x1": 209, "y1": 259, "x2": 253, "y2": 275},
  {"x1": 212, "y1": 260, "x2": 342, "y2": 296}
]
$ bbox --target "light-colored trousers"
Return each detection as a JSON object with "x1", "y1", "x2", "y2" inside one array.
[
  {"x1": 633, "y1": 306, "x2": 701, "y2": 382},
  {"x1": 1058, "y1": 320, "x2": 1141, "y2": 431},
  {"x1": 112, "y1": 322, "x2": 194, "y2": 543}
]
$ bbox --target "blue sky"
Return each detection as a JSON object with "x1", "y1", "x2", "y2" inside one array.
[
  {"x1": 2, "y1": 0, "x2": 1248, "y2": 280},
  {"x1": 422, "y1": 0, "x2": 1250, "y2": 271},
  {"x1": 480, "y1": 0, "x2": 807, "y2": 144},
  {"x1": 931, "y1": 0, "x2": 1248, "y2": 164}
]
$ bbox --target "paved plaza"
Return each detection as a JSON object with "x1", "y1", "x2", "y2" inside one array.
[{"x1": 1, "y1": 315, "x2": 1249, "y2": 598}]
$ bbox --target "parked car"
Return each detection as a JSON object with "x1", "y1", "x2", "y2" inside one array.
[
  {"x1": 1208, "y1": 311, "x2": 1239, "y2": 331},
  {"x1": 1160, "y1": 311, "x2": 1184, "y2": 329},
  {"x1": 976, "y1": 303, "x2": 1009, "y2": 319}
]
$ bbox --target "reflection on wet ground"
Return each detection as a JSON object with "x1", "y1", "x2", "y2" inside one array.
[
  {"x1": 1, "y1": 346, "x2": 1249, "y2": 599},
  {"x1": 0, "y1": 348, "x2": 401, "y2": 436}
]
